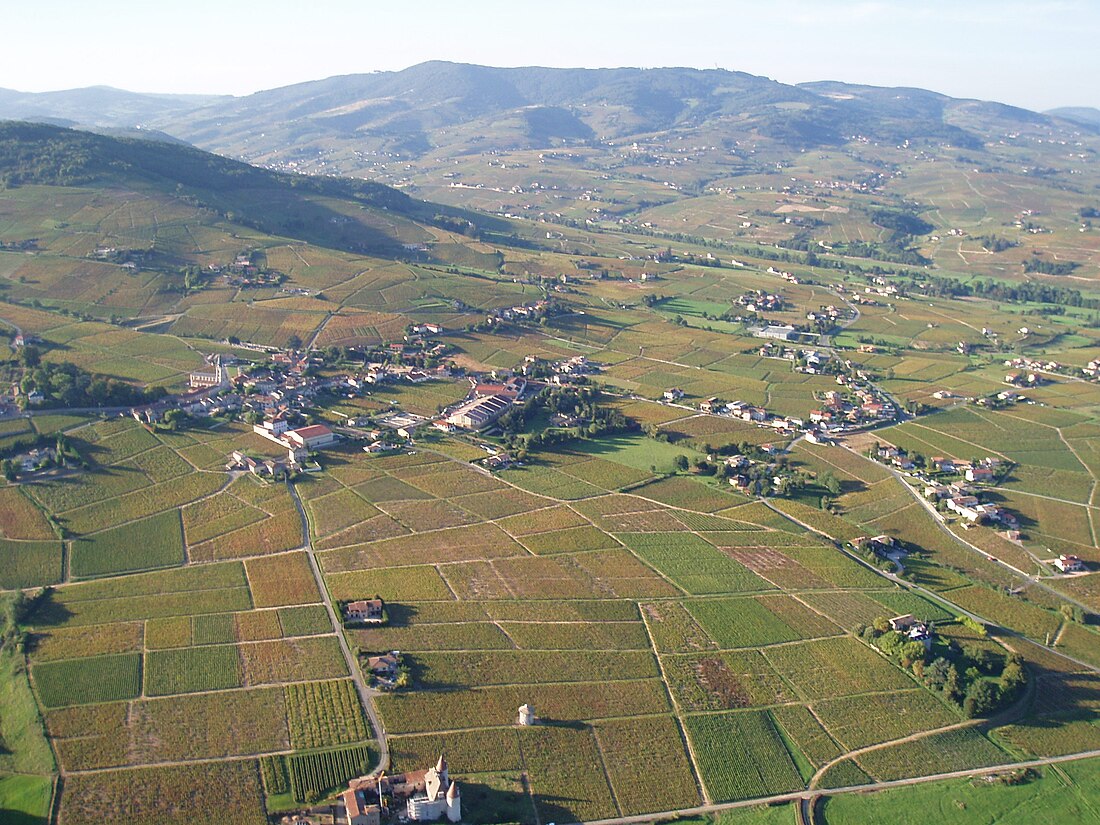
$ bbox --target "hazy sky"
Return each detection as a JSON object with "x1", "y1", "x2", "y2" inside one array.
[{"x1": 3, "y1": 0, "x2": 1097, "y2": 110}]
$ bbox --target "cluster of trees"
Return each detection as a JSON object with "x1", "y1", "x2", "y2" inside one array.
[
  {"x1": 1023, "y1": 256, "x2": 1080, "y2": 276},
  {"x1": 9, "y1": 346, "x2": 166, "y2": 409},
  {"x1": 497, "y1": 386, "x2": 637, "y2": 453},
  {"x1": 0, "y1": 588, "x2": 51, "y2": 655},
  {"x1": 431, "y1": 214, "x2": 480, "y2": 238},
  {"x1": 908, "y1": 273, "x2": 1100, "y2": 310},
  {"x1": 649, "y1": 442, "x2": 817, "y2": 498},
  {"x1": 858, "y1": 616, "x2": 1027, "y2": 718},
  {"x1": 974, "y1": 235, "x2": 1017, "y2": 253}
]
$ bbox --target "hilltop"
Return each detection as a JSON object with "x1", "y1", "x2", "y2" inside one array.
[{"x1": 2, "y1": 63, "x2": 1094, "y2": 165}]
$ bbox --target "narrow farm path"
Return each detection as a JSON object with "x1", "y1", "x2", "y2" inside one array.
[{"x1": 287, "y1": 479, "x2": 390, "y2": 775}]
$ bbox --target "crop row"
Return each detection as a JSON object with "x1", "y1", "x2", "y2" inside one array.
[
  {"x1": 285, "y1": 679, "x2": 368, "y2": 749},
  {"x1": 288, "y1": 745, "x2": 373, "y2": 803}
]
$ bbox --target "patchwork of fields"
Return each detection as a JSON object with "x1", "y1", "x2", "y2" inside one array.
[
  {"x1": 3, "y1": 140, "x2": 1100, "y2": 824},
  {"x1": 3, "y1": 410, "x2": 1099, "y2": 823}
]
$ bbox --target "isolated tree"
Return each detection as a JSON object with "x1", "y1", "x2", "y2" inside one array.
[{"x1": 673, "y1": 454, "x2": 689, "y2": 472}]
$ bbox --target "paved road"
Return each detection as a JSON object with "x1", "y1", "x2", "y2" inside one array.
[
  {"x1": 849, "y1": 444, "x2": 1095, "y2": 615},
  {"x1": 572, "y1": 749, "x2": 1100, "y2": 825},
  {"x1": 762, "y1": 497, "x2": 1100, "y2": 676},
  {"x1": 287, "y1": 480, "x2": 390, "y2": 775}
]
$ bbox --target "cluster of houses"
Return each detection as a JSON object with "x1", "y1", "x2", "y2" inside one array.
[
  {"x1": 765, "y1": 266, "x2": 801, "y2": 284},
  {"x1": 519, "y1": 353, "x2": 598, "y2": 384},
  {"x1": 765, "y1": 345, "x2": 833, "y2": 375},
  {"x1": 484, "y1": 300, "x2": 550, "y2": 327},
  {"x1": 1004, "y1": 371, "x2": 1045, "y2": 388},
  {"x1": 869, "y1": 444, "x2": 1020, "y2": 530},
  {"x1": 1081, "y1": 359, "x2": 1100, "y2": 380},
  {"x1": 808, "y1": 385, "x2": 896, "y2": 430},
  {"x1": 663, "y1": 371, "x2": 896, "y2": 446},
  {"x1": 975, "y1": 389, "x2": 1027, "y2": 407},
  {"x1": 226, "y1": 449, "x2": 304, "y2": 480},
  {"x1": 805, "y1": 305, "x2": 848, "y2": 330},
  {"x1": 721, "y1": 449, "x2": 797, "y2": 494},
  {"x1": 737, "y1": 290, "x2": 785, "y2": 313},
  {"x1": 221, "y1": 253, "x2": 285, "y2": 288}
]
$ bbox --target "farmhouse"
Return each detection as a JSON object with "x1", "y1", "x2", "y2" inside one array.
[
  {"x1": 1054, "y1": 554, "x2": 1087, "y2": 573},
  {"x1": 283, "y1": 423, "x2": 335, "y2": 450},
  {"x1": 965, "y1": 466, "x2": 995, "y2": 483},
  {"x1": 365, "y1": 652, "x2": 399, "y2": 678},
  {"x1": 945, "y1": 495, "x2": 981, "y2": 518},
  {"x1": 345, "y1": 598, "x2": 385, "y2": 624}
]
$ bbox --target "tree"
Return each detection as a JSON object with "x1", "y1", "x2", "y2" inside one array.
[
  {"x1": 286, "y1": 334, "x2": 303, "y2": 351},
  {"x1": 673, "y1": 454, "x2": 689, "y2": 472},
  {"x1": 963, "y1": 679, "x2": 1001, "y2": 718},
  {"x1": 19, "y1": 344, "x2": 40, "y2": 368},
  {"x1": 1000, "y1": 657, "x2": 1026, "y2": 701},
  {"x1": 162, "y1": 409, "x2": 188, "y2": 431},
  {"x1": 943, "y1": 664, "x2": 963, "y2": 704}
]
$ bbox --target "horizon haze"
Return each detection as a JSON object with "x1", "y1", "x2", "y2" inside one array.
[{"x1": 3, "y1": 0, "x2": 1099, "y2": 111}]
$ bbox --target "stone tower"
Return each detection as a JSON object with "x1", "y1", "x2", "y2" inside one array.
[{"x1": 445, "y1": 780, "x2": 461, "y2": 822}]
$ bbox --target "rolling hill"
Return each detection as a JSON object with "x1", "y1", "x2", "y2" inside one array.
[
  {"x1": 3, "y1": 63, "x2": 1095, "y2": 169},
  {"x1": 0, "y1": 121, "x2": 501, "y2": 257}
]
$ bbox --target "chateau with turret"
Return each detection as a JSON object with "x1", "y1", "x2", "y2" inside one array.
[
  {"x1": 406, "y1": 755, "x2": 461, "y2": 822},
  {"x1": 342, "y1": 755, "x2": 460, "y2": 825}
]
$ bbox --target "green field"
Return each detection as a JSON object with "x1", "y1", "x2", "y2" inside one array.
[
  {"x1": 819, "y1": 757, "x2": 1100, "y2": 824},
  {"x1": 33, "y1": 652, "x2": 142, "y2": 708},
  {"x1": 69, "y1": 510, "x2": 185, "y2": 578}
]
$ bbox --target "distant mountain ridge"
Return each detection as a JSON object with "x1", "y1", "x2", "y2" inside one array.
[
  {"x1": 1048, "y1": 107, "x2": 1100, "y2": 129},
  {"x1": 1, "y1": 63, "x2": 1095, "y2": 164},
  {"x1": 0, "y1": 85, "x2": 226, "y2": 127}
]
